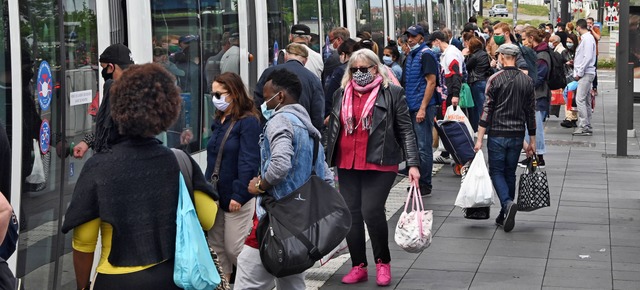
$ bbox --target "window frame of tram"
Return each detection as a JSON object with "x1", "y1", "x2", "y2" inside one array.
[
  {"x1": 150, "y1": 0, "x2": 240, "y2": 152},
  {"x1": 11, "y1": 0, "x2": 99, "y2": 289},
  {"x1": 355, "y1": 0, "x2": 386, "y2": 59}
]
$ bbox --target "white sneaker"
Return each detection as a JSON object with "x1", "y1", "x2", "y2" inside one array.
[{"x1": 433, "y1": 154, "x2": 452, "y2": 164}]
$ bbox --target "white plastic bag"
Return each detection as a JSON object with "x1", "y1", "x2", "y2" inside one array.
[
  {"x1": 444, "y1": 105, "x2": 474, "y2": 137},
  {"x1": 25, "y1": 139, "x2": 45, "y2": 184},
  {"x1": 455, "y1": 151, "x2": 495, "y2": 208},
  {"x1": 395, "y1": 185, "x2": 433, "y2": 253},
  {"x1": 320, "y1": 239, "x2": 348, "y2": 266}
]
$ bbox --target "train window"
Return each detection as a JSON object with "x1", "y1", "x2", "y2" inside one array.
[
  {"x1": 266, "y1": 0, "x2": 294, "y2": 67},
  {"x1": 321, "y1": 0, "x2": 341, "y2": 58},
  {"x1": 434, "y1": 0, "x2": 447, "y2": 31},
  {"x1": 297, "y1": 0, "x2": 321, "y2": 53},
  {"x1": 355, "y1": 0, "x2": 385, "y2": 59}
]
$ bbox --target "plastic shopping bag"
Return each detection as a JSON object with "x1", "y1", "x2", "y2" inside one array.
[
  {"x1": 320, "y1": 239, "x2": 349, "y2": 266},
  {"x1": 455, "y1": 151, "x2": 495, "y2": 208},
  {"x1": 395, "y1": 184, "x2": 433, "y2": 253},
  {"x1": 25, "y1": 139, "x2": 45, "y2": 184},
  {"x1": 444, "y1": 105, "x2": 473, "y2": 138}
]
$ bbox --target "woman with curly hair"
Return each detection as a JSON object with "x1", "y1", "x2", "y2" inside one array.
[
  {"x1": 62, "y1": 63, "x2": 218, "y2": 289},
  {"x1": 205, "y1": 72, "x2": 261, "y2": 282}
]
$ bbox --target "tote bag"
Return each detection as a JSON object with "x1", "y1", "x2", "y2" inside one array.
[
  {"x1": 394, "y1": 184, "x2": 433, "y2": 253},
  {"x1": 174, "y1": 173, "x2": 220, "y2": 290},
  {"x1": 517, "y1": 157, "x2": 551, "y2": 212}
]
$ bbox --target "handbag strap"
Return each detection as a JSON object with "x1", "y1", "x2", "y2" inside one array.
[
  {"x1": 261, "y1": 195, "x2": 323, "y2": 261},
  {"x1": 310, "y1": 134, "x2": 319, "y2": 175},
  {"x1": 211, "y1": 120, "x2": 237, "y2": 182}
]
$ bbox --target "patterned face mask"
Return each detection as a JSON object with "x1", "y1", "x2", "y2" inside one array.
[{"x1": 352, "y1": 69, "x2": 375, "y2": 86}]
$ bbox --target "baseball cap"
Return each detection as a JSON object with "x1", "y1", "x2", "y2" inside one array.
[
  {"x1": 291, "y1": 24, "x2": 311, "y2": 36},
  {"x1": 99, "y1": 43, "x2": 134, "y2": 65},
  {"x1": 404, "y1": 25, "x2": 425, "y2": 37},
  {"x1": 497, "y1": 43, "x2": 520, "y2": 56},
  {"x1": 179, "y1": 34, "x2": 199, "y2": 44}
]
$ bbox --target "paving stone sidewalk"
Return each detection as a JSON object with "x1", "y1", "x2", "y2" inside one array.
[{"x1": 313, "y1": 71, "x2": 640, "y2": 290}]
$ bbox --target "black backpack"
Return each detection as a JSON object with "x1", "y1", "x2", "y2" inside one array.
[{"x1": 546, "y1": 49, "x2": 568, "y2": 90}]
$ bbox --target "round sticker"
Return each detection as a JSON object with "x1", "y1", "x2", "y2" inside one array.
[
  {"x1": 39, "y1": 119, "x2": 50, "y2": 155},
  {"x1": 37, "y1": 61, "x2": 53, "y2": 111}
]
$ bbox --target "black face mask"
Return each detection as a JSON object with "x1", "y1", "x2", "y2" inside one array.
[{"x1": 101, "y1": 64, "x2": 114, "y2": 81}]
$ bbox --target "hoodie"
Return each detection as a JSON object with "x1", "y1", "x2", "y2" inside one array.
[{"x1": 257, "y1": 104, "x2": 333, "y2": 219}]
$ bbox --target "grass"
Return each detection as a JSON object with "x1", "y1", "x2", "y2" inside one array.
[
  {"x1": 483, "y1": 1, "x2": 549, "y2": 17},
  {"x1": 477, "y1": 16, "x2": 546, "y2": 29}
]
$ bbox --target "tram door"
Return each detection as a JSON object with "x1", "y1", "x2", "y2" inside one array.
[{"x1": 12, "y1": 0, "x2": 99, "y2": 289}]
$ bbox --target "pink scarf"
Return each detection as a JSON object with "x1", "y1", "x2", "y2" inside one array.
[{"x1": 341, "y1": 76, "x2": 383, "y2": 135}]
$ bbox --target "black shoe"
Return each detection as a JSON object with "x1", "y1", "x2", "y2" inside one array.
[
  {"x1": 571, "y1": 120, "x2": 578, "y2": 127},
  {"x1": 560, "y1": 119, "x2": 573, "y2": 128},
  {"x1": 537, "y1": 155, "x2": 546, "y2": 169},
  {"x1": 503, "y1": 201, "x2": 518, "y2": 232},
  {"x1": 420, "y1": 184, "x2": 432, "y2": 197},
  {"x1": 518, "y1": 157, "x2": 531, "y2": 168},
  {"x1": 495, "y1": 215, "x2": 505, "y2": 227}
]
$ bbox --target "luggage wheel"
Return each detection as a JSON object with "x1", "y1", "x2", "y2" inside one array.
[{"x1": 453, "y1": 164, "x2": 463, "y2": 176}]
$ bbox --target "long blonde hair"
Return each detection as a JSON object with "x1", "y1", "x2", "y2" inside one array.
[{"x1": 340, "y1": 49, "x2": 391, "y2": 88}]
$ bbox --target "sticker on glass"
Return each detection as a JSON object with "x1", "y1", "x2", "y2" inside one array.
[
  {"x1": 37, "y1": 61, "x2": 53, "y2": 111},
  {"x1": 39, "y1": 119, "x2": 50, "y2": 155}
]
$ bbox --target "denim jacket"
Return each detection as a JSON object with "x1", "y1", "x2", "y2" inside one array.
[{"x1": 256, "y1": 104, "x2": 333, "y2": 219}]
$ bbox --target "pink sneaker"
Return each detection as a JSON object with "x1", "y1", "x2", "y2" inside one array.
[
  {"x1": 376, "y1": 259, "x2": 391, "y2": 286},
  {"x1": 341, "y1": 263, "x2": 368, "y2": 284}
]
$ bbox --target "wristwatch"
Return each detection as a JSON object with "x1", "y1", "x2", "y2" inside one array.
[{"x1": 255, "y1": 178, "x2": 266, "y2": 194}]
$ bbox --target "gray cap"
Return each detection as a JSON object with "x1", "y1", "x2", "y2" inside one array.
[{"x1": 497, "y1": 43, "x2": 520, "y2": 56}]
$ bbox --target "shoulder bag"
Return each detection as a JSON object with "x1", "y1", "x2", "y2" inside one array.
[
  {"x1": 172, "y1": 149, "x2": 223, "y2": 290},
  {"x1": 257, "y1": 135, "x2": 351, "y2": 277},
  {"x1": 172, "y1": 149, "x2": 229, "y2": 290},
  {"x1": 210, "y1": 120, "x2": 237, "y2": 192}
]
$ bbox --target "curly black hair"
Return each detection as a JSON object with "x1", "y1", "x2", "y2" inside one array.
[
  {"x1": 110, "y1": 63, "x2": 182, "y2": 137},
  {"x1": 265, "y1": 69, "x2": 302, "y2": 102}
]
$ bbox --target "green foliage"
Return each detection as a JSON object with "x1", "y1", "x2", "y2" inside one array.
[{"x1": 598, "y1": 58, "x2": 616, "y2": 69}]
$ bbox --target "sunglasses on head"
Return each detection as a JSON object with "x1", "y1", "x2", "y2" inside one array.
[
  {"x1": 350, "y1": 65, "x2": 374, "y2": 74},
  {"x1": 211, "y1": 91, "x2": 228, "y2": 99}
]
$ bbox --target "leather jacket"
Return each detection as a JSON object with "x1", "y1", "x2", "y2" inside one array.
[
  {"x1": 325, "y1": 83, "x2": 419, "y2": 168},
  {"x1": 466, "y1": 49, "x2": 491, "y2": 84}
]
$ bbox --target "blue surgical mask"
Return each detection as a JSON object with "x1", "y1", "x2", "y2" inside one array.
[
  {"x1": 260, "y1": 92, "x2": 281, "y2": 120},
  {"x1": 398, "y1": 46, "x2": 404, "y2": 56},
  {"x1": 383, "y1": 56, "x2": 393, "y2": 66},
  {"x1": 410, "y1": 43, "x2": 421, "y2": 51},
  {"x1": 431, "y1": 46, "x2": 441, "y2": 54},
  {"x1": 567, "y1": 42, "x2": 574, "y2": 49}
]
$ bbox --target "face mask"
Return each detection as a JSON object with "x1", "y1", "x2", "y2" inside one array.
[
  {"x1": 493, "y1": 35, "x2": 506, "y2": 45},
  {"x1": 260, "y1": 92, "x2": 281, "y2": 120},
  {"x1": 410, "y1": 43, "x2": 421, "y2": 51},
  {"x1": 212, "y1": 94, "x2": 231, "y2": 111},
  {"x1": 431, "y1": 46, "x2": 441, "y2": 54},
  {"x1": 545, "y1": 29, "x2": 550, "y2": 33},
  {"x1": 398, "y1": 46, "x2": 404, "y2": 56},
  {"x1": 383, "y1": 56, "x2": 393, "y2": 66},
  {"x1": 328, "y1": 44, "x2": 337, "y2": 52},
  {"x1": 352, "y1": 69, "x2": 375, "y2": 86},
  {"x1": 548, "y1": 42, "x2": 554, "y2": 49},
  {"x1": 101, "y1": 64, "x2": 114, "y2": 81},
  {"x1": 567, "y1": 42, "x2": 574, "y2": 49}
]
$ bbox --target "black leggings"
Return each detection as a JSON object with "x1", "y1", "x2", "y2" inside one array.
[
  {"x1": 93, "y1": 260, "x2": 182, "y2": 290},
  {"x1": 338, "y1": 169, "x2": 397, "y2": 267}
]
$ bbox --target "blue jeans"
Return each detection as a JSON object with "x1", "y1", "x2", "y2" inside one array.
[
  {"x1": 410, "y1": 106, "x2": 436, "y2": 186},
  {"x1": 487, "y1": 136, "x2": 523, "y2": 216},
  {"x1": 524, "y1": 110, "x2": 547, "y2": 155},
  {"x1": 469, "y1": 81, "x2": 486, "y2": 132}
]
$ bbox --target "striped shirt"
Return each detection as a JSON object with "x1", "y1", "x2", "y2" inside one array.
[{"x1": 479, "y1": 67, "x2": 536, "y2": 138}]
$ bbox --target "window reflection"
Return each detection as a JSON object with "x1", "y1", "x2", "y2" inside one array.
[{"x1": 356, "y1": 0, "x2": 385, "y2": 58}]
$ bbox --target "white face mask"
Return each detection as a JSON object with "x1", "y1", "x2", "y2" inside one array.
[
  {"x1": 212, "y1": 94, "x2": 231, "y2": 111},
  {"x1": 548, "y1": 42, "x2": 555, "y2": 49},
  {"x1": 410, "y1": 43, "x2": 421, "y2": 51}
]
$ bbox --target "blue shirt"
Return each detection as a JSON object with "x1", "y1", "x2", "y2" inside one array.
[{"x1": 205, "y1": 116, "x2": 261, "y2": 212}]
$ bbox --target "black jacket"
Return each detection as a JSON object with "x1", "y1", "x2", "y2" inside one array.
[
  {"x1": 466, "y1": 49, "x2": 492, "y2": 84},
  {"x1": 325, "y1": 84, "x2": 419, "y2": 168}
]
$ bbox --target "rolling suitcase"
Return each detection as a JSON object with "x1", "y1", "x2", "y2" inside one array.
[{"x1": 434, "y1": 119, "x2": 475, "y2": 172}]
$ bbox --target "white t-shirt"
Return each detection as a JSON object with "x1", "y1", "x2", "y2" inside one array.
[
  {"x1": 304, "y1": 45, "x2": 324, "y2": 80},
  {"x1": 441, "y1": 45, "x2": 464, "y2": 76}
]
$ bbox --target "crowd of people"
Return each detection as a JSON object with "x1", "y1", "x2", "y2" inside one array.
[{"x1": 60, "y1": 16, "x2": 600, "y2": 288}]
